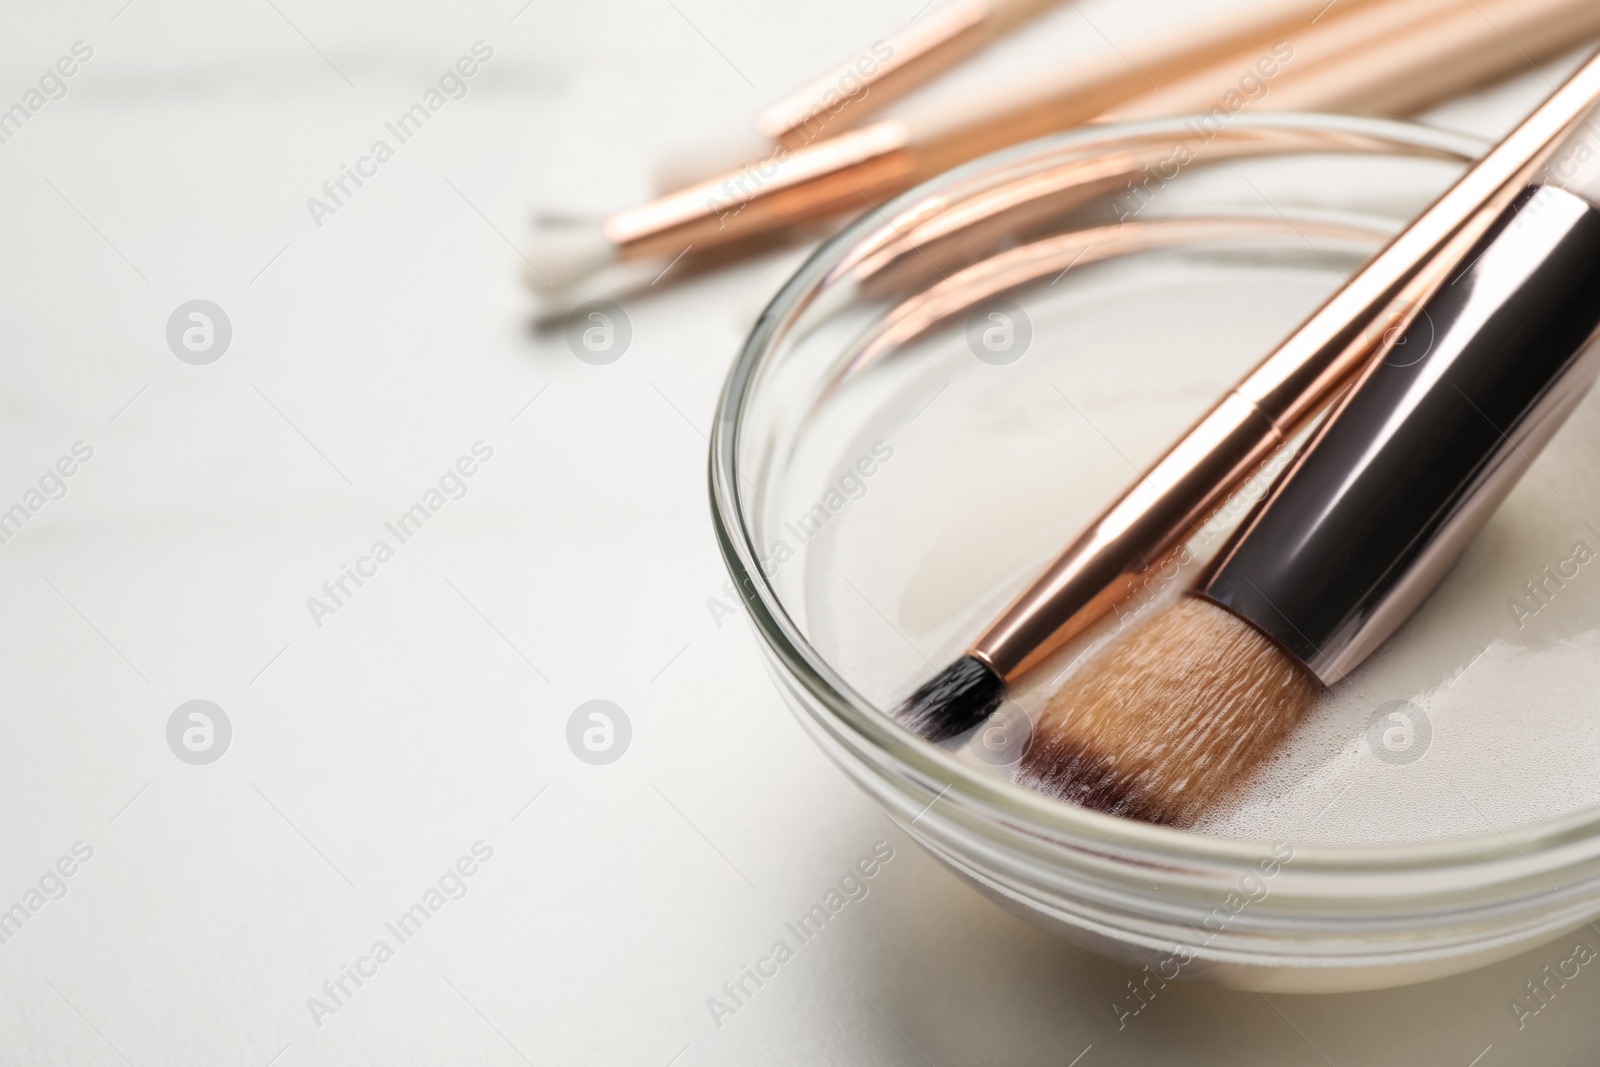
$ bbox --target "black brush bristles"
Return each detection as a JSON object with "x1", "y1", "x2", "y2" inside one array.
[{"x1": 892, "y1": 655, "x2": 1005, "y2": 742}]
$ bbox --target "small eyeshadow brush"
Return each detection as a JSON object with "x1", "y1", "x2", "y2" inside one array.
[
  {"x1": 1020, "y1": 114, "x2": 1600, "y2": 825},
  {"x1": 895, "y1": 45, "x2": 1600, "y2": 743}
]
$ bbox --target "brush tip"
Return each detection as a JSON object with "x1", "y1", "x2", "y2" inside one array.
[
  {"x1": 524, "y1": 223, "x2": 619, "y2": 291},
  {"x1": 1019, "y1": 596, "x2": 1317, "y2": 826},
  {"x1": 892, "y1": 655, "x2": 1005, "y2": 742}
]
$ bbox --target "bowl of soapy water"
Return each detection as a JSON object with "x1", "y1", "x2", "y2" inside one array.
[{"x1": 711, "y1": 113, "x2": 1600, "y2": 991}]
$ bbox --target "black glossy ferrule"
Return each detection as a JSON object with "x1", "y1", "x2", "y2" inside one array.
[{"x1": 1201, "y1": 184, "x2": 1600, "y2": 684}]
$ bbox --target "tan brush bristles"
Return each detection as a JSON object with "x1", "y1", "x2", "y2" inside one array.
[{"x1": 1018, "y1": 596, "x2": 1318, "y2": 827}]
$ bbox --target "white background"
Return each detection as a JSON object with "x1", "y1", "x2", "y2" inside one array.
[{"x1": 0, "y1": 0, "x2": 1596, "y2": 1063}]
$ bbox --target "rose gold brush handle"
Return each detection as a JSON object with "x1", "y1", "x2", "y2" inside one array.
[
  {"x1": 727, "y1": 0, "x2": 1352, "y2": 185},
  {"x1": 970, "y1": 46, "x2": 1600, "y2": 682},
  {"x1": 604, "y1": 0, "x2": 1396, "y2": 263},
  {"x1": 757, "y1": 0, "x2": 1061, "y2": 150},
  {"x1": 601, "y1": 0, "x2": 1600, "y2": 271},
  {"x1": 1248, "y1": 0, "x2": 1600, "y2": 117},
  {"x1": 1109, "y1": 0, "x2": 1600, "y2": 122}
]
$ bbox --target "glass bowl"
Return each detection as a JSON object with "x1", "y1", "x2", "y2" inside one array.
[{"x1": 709, "y1": 113, "x2": 1600, "y2": 992}]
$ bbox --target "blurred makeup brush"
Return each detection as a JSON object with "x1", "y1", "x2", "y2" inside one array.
[
  {"x1": 525, "y1": 0, "x2": 1400, "y2": 292},
  {"x1": 1108, "y1": 0, "x2": 1600, "y2": 122},
  {"x1": 528, "y1": 0, "x2": 1600, "y2": 294},
  {"x1": 1019, "y1": 115, "x2": 1600, "y2": 825},
  {"x1": 894, "y1": 46, "x2": 1600, "y2": 743},
  {"x1": 654, "y1": 0, "x2": 1066, "y2": 191}
]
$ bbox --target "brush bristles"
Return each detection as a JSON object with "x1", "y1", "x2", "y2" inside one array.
[
  {"x1": 1019, "y1": 596, "x2": 1317, "y2": 827},
  {"x1": 524, "y1": 223, "x2": 618, "y2": 291},
  {"x1": 893, "y1": 655, "x2": 1005, "y2": 743}
]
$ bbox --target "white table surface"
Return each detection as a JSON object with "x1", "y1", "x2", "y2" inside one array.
[{"x1": 1, "y1": 1, "x2": 1597, "y2": 1063}]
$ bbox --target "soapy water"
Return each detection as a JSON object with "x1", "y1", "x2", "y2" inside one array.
[{"x1": 790, "y1": 249, "x2": 1600, "y2": 847}]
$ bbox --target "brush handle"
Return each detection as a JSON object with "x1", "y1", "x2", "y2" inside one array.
[
  {"x1": 756, "y1": 0, "x2": 1063, "y2": 148},
  {"x1": 617, "y1": 0, "x2": 1547, "y2": 260},
  {"x1": 1111, "y1": 0, "x2": 1600, "y2": 123},
  {"x1": 1200, "y1": 184, "x2": 1600, "y2": 684},
  {"x1": 970, "y1": 50, "x2": 1600, "y2": 681}
]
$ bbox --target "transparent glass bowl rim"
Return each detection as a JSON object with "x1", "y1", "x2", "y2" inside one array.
[{"x1": 709, "y1": 111, "x2": 1600, "y2": 877}]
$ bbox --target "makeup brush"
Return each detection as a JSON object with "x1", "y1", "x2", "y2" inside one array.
[
  {"x1": 654, "y1": 0, "x2": 1066, "y2": 190},
  {"x1": 894, "y1": 45, "x2": 1600, "y2": 743},
  {"x1": 524, "y1": 0, "x2": 1389, "y2": 291},
  {"x1": 760, "y1": 0, "x2": 1063, "y2": 146},
  {"x1": 528, "y1": 0, "x2": 1600, "y2": 293},
  {"x1": 1019, "y1": 116, "x2": 1600, "y2": 826},
  {"x1": 1109, "y1": 0, "x2": 1600, "y2": 122}
]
